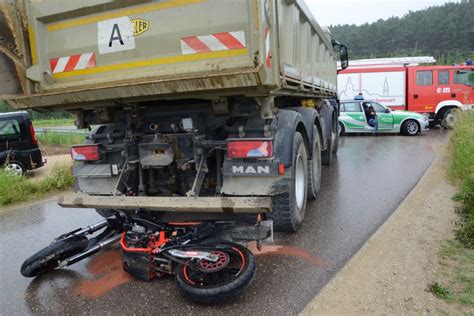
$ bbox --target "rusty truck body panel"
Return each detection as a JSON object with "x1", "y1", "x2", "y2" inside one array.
[
  {"x1": 0, "y1": 0, "x2": 347, "y2": 231},
  {"x1": 1, "y1": 0, "x2": 337, "y2": 110}
]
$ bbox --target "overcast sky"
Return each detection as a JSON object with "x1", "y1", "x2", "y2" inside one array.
[{"x1": 306, "y1": 0, "x2": 460, "y2": 27}]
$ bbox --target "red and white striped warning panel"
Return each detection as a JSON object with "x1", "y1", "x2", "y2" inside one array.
[
  {"x1": 50, "y1": 53, "x2": 96, "y2": 74},
  {"x1": 180, "y1": 31, "x2": 246, "y2": 55},
  {"x1": 264, "y1": 28, "x2": 271, "y2": 67}
]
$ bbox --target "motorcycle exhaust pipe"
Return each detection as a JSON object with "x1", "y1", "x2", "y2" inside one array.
[{"x1": 58, "y1": 234, "x2": 121, "y2": 268}]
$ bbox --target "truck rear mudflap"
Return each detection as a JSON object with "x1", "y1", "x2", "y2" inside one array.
[{"x1": 58, "y1": 193, "x2": 271, "y2": 213}]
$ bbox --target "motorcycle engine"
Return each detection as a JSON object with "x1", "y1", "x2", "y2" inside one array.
[{"x1": 121, "y1": 224, "x2": 156, "y2": 282}]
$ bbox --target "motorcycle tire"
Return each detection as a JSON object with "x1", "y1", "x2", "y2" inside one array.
[
  {"x1": 176, "y1": 242, "x2": 255, "y2": 303},
  {"x1": 20, "y1": 235, "x2": 89, "y2": 277}
]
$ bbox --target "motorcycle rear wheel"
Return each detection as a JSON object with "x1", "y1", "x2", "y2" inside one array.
[{"x1": 176, "y1": 242, "x2": 255, "y2": 303}]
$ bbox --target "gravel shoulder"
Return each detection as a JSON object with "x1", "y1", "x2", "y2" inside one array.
[{"x1": 302, "y1": 143, "x2": 469, "y2": 315}]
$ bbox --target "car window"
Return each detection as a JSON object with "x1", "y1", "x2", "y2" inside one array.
[
  {"x1": 416, "y1": 70, "x2": 433, "y2": 86},
  {"x1": 342, "y1": 102, "x2": 361, "y2": 112},
  {"x1": 454, "y1": 69, "x2": 474, "y2": 86},
  {"x1": 370, "y1": 102, "x2": 386, "y2": 113},
  {"x1": 0, "y1": 119, "x2": 21, "y2": 139},
  {"x1": 438, "y1": 70, "x2": 449, "y2": 85}
]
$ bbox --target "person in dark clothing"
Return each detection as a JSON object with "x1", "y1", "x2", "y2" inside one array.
[
  {"x1": 365, "y1": 105, "x2": 378, "y2": 132},
  {"x1": 354, "y1": 92, "x2": 364, "y2": 101}
]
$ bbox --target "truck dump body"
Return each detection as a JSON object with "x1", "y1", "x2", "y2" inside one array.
[{"x1": 0, "y1": 0, "x2": 337, "y2": 110}]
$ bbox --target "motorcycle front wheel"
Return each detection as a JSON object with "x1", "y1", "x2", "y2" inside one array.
[{"x1": 20, "y1": 236, "x2": 89, "y2": 277}]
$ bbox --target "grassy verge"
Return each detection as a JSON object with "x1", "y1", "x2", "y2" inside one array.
[
  {"x1": 33, "y1": 118, "x2": 75, "y2": 127},
  {"x1": 431, "y1": 111, "x2": 474, "y2": 308},
  {"x1": 433, "y1": 240, "x2": 474, "y2": 306},
  {"x1": 0, "y1": 165, "x2": 74, "y2": 206},
  {"x1": 449, "y1": 111, "x2": 474, "y2": 248},
  {"x1": 37, "y1": 132, "x2": 85, "y2": 146}
]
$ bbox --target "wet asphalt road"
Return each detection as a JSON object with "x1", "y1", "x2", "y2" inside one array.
[{"x1": 0, "y1": 130, "x2": 448, "y2": 315}]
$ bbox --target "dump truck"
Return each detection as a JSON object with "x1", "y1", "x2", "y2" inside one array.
[{"x1": 0, "y1": 0, "x2": 348, "y2": 232}]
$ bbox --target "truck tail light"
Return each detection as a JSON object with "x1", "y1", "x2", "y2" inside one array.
[
  {"x1": 227, "y1": 140, "x2": 273, "y2": 158},
  {"x1": 28, "y1": 124, "x2": 37, "y2": 145},
  {"x1": 71, "y1": 145, "x2": 100, "y2": 161}
]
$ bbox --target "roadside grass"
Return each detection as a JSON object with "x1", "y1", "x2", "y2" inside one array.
[
  {"x1": 434, "y1": 240, "x2": 474, "y2": 306},
  {"x1": 449, "y1": 111, "x2": 474, "y2": 248},
  {"x1": 0, "y1": 165, "x2": 74, "y2": 206},
  {"x1": 33, "y1": 118, "x2": 75, "y2": 127},
  {"x1": 429, "y1": 282, "x2": 453, "y2": 300},
  {"x1": 37, "y1": 132, "x2": 85, "y2": 146},
  {"x1": 432, "y1": 111, "x2": 474, "y2": 308}
]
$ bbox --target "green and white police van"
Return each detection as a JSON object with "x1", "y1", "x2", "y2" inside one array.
[{"x1": 338, "y1": 101, "x2": 429, "y2": 136}]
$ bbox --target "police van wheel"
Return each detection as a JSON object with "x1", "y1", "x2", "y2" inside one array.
[
  {"x1": 5, "y1": 161, "x2": 25, "y2": 176},
  {"x1": 271, "y1": 132, "x2": 308, "y2": 232}
]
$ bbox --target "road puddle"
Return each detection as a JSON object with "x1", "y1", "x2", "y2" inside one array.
[
  {"x1": 247, "y1": 241, "x2": 325, "y2": 267},
  {"x1": 75, "y1": 249, "x2": 133, "y2": 298}
]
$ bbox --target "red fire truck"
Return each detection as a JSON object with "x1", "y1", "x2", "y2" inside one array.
[{"x1": 338, "y1": 57, "x2": 474, "y2": 127}]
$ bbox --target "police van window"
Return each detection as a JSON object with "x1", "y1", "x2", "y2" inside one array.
[
  {"x1": 370, "y1": 102, "x2": 386, "y2": 113},
  {"x1": 416, "y1": 71, "x2": 433, "y2": 85},
  {"x1": 454, "y1": 69, "x2": 474, "y2": 86},
  {"x1": 0, "y1": 119, "x2": 21, "y2": 138},
  {"x1": 438, "y1": 70, "x2": 449, "y2": 85},
  {"x1": 343, "y1": 102, "x2": 361, "y2": 112}
]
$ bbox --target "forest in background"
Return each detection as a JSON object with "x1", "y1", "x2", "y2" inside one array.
[{"x1": 329, "y1": 0, "x2": 474, "y2": 64}]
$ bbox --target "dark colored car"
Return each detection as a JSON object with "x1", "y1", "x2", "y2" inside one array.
[{"x1": 0, "y1": 111, "x2": 44, "y2": 175}]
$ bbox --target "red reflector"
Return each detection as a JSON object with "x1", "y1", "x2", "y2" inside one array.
[
  {"x1": 71, "y1": 145, "x2": 100, "y2": 161},
  {"x1": 278, "y1": 163, "x2": 285, "y2": 175},
  {"x1": 28, "y1": 123, "x2": 37, "y2": 145},
  {"x1": 227, "y1": 140, "x2": 273, "y2": 158}
]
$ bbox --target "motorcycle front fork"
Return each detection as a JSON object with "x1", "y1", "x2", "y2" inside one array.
[{"x1": 56, "y1": 215, "x2": 123, "y2": 268}]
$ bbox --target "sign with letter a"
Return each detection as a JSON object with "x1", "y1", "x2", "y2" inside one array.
[{"x1": 98, "y1": 16, "x2": 135, "y2": 54}]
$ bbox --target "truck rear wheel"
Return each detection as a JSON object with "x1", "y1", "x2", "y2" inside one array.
[
  {"x1": 307, "y1": 127, "x2": 321, "y2": 200},
  {"x1": 271, "y1": 132, "x2": 308, "y2": 232},
  {"x1": 321, "y1": 132, "x2": 334, "y2": 166}
]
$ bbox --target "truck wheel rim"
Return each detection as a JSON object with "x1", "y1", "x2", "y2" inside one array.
[
  {"x1": 5, "y1": 163, "x2": 23, "y2": 176},
  {"x1": 446, "y1": 113, "x2": 456, "y2": 127},
  {"x1": 295, "y1": 155, "x2": 305, "y2": 209},
  {"x1": 407, "y1": 121, "x2": 418, "y2": 134}
]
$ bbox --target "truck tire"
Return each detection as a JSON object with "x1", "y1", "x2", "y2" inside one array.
[
  {"x1": 176, "y1": 242, "x2": 255, "y2": 303},
  {"x1": 322, "y1": 118, "x2": 336, "y2": 165},
  {"x1": 271, "y1": 132, "x2": 308, "y2": 232},
  {"x1": 442, "y1": 108, "x2": 460, "y2": 129},
  {"x1": 95, "y1": 209, "x2": 117, "y2": 218},
  {"x1": 321, "y1": 132, "x2": 334, "y2": 166},
  {"x1": 332, "y1": 121, "x2": 340, "y2": 155},
  {"x1": 307, "y1": 127, "x2": 321, "y2": 200},
  {"x1": 20, "y1": 235, "x2": 89, "y2": 277}
]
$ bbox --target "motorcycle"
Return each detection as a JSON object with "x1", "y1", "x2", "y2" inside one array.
[{"x1": 20, "y1": 211, "x2": 271, "y2": 303}]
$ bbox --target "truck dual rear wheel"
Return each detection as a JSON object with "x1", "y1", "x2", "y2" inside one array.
[
  {"x1": 322, "y1": 129, "x2": 335, "y2": 165},
  {"x1": 307, "y1": 127, "x2": 322, "y2": 200},
  {"x1": 272, "y1": 132, "x2": 308, "y2": 232}
]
